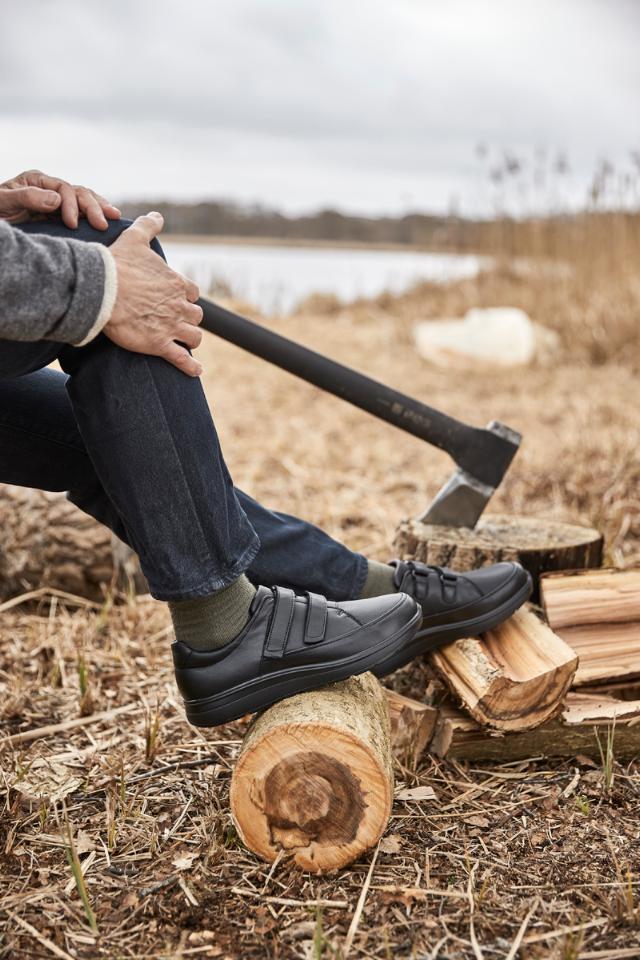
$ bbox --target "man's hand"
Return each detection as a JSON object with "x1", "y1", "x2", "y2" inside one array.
[
  {"x1": 104, "y1": 212, "x2": 204, "y2": 377},
  {"x1": 0, "y1": 169, "x2": 121, "y2": 229}
]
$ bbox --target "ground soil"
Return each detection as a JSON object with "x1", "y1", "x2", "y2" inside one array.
[{"x1": 1, "y1": 265, "x2": 639, "y2": 958}]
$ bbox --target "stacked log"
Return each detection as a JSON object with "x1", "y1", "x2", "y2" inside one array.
[
  {"x1": 541, "y1": 569, "x2": 640, "y2": 686},
  {"x1": 429, "y1": 691, "x2": 640, "y2": 762},
  {"x1": 402, "y1": 568, "x2": 640, "y2": 763},
  {"x1": 428, "y1": 605, "x2": 578, "y2": 730}
]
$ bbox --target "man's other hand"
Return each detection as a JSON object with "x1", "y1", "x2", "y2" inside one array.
[
  {"x1": 0, "y1": 169, "x2": 121, "y2": 229},
  {"x1": 105, "y1": 212, "x2": 204, "y2": 377}
]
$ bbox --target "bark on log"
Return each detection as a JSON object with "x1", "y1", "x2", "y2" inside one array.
[
  {"x1": 430, "y1": 691, "x2": 640, "y2": 762},
  {"x1": 428, "y1": 605, "x2": 578, "y2": 731},
  {"x1": 385, "y1": 689, "x2": 439, "y2": 765},
  {"x1": 229, "y1": 672, "x2": 393, "y2": 873},
  {"x1": 394, "y1": 514, "x2": 603, "y2": 599},
  {"x1": 0, "y1": 485, "x2": 145, "y2": 600},
  {"x1": 541, "y1": 569, "x2": 640, "y2": 686}
]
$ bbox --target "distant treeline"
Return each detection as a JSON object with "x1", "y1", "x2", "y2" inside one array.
[
  {"x1": 120, "y1": 200, "x2": 468, "y2": 248},
  {"x1": 119, "y1": 199, "x2": 640, "y2": 256}
]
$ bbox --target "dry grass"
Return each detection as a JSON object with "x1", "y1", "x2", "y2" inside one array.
[{"x1": 1, "y1": 234, "x2": 640, "y2": 958}]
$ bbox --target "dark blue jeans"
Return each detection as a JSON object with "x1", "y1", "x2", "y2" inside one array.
[{"x1": 0, "y1": 218, "x2": 367, "y2": 601}]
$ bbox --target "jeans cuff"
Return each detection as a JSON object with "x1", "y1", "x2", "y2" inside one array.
[{"x1": 148, "y1": 532, "x2": 262, "y2": 602}]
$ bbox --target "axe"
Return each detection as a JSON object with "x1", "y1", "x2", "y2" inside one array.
[{"x1": 198, "y1": 297, "x2": 521, "y2": 528}]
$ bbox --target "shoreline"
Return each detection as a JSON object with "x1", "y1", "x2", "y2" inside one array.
[{"x1": 161, "y1": 233, "x2": 465, "y2": 254}]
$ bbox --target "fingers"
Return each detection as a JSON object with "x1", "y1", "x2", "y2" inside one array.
[
  {"x1": 33, "y1": 174, "x2": 79, "y2": 228},
  {"x1": 0, "y1": 185, "x2": 61, "y2": 218},
  {"x1": 183, "y1": 277, "x2": 200, "y2": 303},
  {"x1": 77, "y1": 187, "x2": 109, "y2": 230},
  {"x1": 25, "y1": 172, "x2": 121, "y2": 228},
  {"x1": 58, "y1": 181, "x2": 81, "y2": 228},
  {"x1": 188, "y1": 300, "x2": 204, "y2": 324},
  {"x1": 126, "y1": 211, "x2": 165, "y2": 243},
  {"x1": 175, "y1": 322, "x2": 203, "y2": 350},
  {"x1": 92, "y1": 192, "x2": 122, "y2": 220},
  {"x1": 160, "y1": 341, "x2": 203, "y2": 377},
  {"x1": 178, "y1": 295, "x2": 203, "y2": 325}
]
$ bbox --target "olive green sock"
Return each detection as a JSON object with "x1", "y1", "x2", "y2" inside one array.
[
  {"x1": 358, "y1": 559, "x2": 396, "y2": 599},
  {"x1": 169, "y1": 575, "x2": 257, "y2": 651}
]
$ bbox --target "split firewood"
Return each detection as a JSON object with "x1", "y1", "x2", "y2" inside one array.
[
  {"x1": 385, "y1": 689, "x2": 439, "y2": 764},
  {"x1": 229, "y1": 671, "x2": 393, "y2": 873},
  {"x1": 0, "y1": 484, "x2": 145, "y2": 600},
  {"x1": 394, "y1": 514, "x2": 603, "y2": 598},
  {"x1": 428, "y1": 605, "x2": 578, "y2": 731},
  {"x1": 541, "y1": 569, "x2": 640, "y2": 686},
  {"x1": 430, "y1": 690, "x2": 640, "y2": 762}
]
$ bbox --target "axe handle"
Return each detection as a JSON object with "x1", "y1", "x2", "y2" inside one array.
[{"x1": 198, "y1": 297, "x2": 506, "y2": 486}]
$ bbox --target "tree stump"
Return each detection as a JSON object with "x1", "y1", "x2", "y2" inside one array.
[
  {"x1": 429, "y1": 605, "x2": 578, "y2": 730},
  {"x1": 0, "y1": 484, "x2": 145, "y2": 600},
  {"x1": 394, "y1": 513, "x2": 603, "y2": 598},
  {"x1": 229, "y1": 672, "x2": 393, "y2": 873}
]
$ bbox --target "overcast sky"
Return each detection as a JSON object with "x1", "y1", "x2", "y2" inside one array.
[{"x1": 1, "y1": 0, "x2": 638, "y2": 216}]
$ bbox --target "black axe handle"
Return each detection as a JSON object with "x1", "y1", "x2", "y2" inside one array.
[{"x1": 198, "y1": 298, "x2": 514, "y2": 488}]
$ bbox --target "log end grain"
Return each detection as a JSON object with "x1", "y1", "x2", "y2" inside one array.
[{"x1": 229, "y1": 673, "x2": 393, "y2": 873}]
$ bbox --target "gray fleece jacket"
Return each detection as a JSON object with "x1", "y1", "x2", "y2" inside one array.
[{"x1": 0, "y1": 219, "x2": 117, "y2": 346}]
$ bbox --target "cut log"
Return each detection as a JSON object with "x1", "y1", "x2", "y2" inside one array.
[
  {"x1": 541, "y1": 569, "x2": 640, "y2": 686},
  {"x1": 431, "y1": 691, "x2": 640, "y2": 762},
  {"x1": 0, "y1": 484, "x2": 145, "y2": 600},
  {"x1": 394, "y1": 514, "x2": 603, "y2": 598},
  {"x1": 385, "y1": 689, "x2": 439, "y2": 765},
  {"x1": 428, "y1": 606, "x2": 578, "y2": 731},
  {"x1": 229, "y1": 672, "x2": 393, "y2": 873}
]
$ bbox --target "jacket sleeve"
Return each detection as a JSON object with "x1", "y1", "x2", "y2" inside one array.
[{"x1": 0, "y1": 220, "x2": 118, "y2": 345}]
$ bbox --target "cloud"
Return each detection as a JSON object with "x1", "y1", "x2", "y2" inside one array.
[{"x1": 1, "y1": 0, "x2": 638, "y2": 213}]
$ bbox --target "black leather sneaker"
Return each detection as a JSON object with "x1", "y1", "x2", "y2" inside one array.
[
  {"x1": 390, "y1": 559, "x2": 532, "y2": 649},
  {"x1": 172, "y1": 586, "x2": 421, "y2": 727}
]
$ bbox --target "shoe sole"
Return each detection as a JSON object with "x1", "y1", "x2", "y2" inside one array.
[{"x1": 183, "y1": 571, "x2": 532, "y2": 728}]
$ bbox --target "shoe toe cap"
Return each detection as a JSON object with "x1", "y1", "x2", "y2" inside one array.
[
  {"x1": 340, "y1": 591, "x2": 419, "y2": 628},
  {"x1": 464, "y1": 561, "x2": 530, "y2": 598}
]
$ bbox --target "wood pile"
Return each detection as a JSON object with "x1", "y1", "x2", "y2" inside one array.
[
  {"x1": 3, "y1": 488, "x2": 637, "y2": 872},
  {"x1": 231, "y1": 566, "x2": 640, "y2": 871},
  {"x1": 541, "y1": 569, "x2": 640, "y2": 686}
]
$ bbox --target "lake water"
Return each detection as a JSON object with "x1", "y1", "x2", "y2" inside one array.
[{"x1": 162, "y1": 239, "x2": 483, "y2": 315}]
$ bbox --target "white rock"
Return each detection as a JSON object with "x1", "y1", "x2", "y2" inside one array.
[{"x1": 413, "y1": 307, "x2": 555, "y2": 368}]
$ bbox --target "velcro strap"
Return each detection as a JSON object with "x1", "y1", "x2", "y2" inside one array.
[
  {"x1": 304, "y1": 592, "x2": 328, "y2": 644},
  {"x1": 263, "y1": 586, "x2": 296, "y2": 659},
  {"x1": 440, "y1": 572, "x2": 458, "y2": 604},
  {"x1": 413, "y1": 576, "x2": 430, "y2": 605},
  {"x1": 397, "y1": 565, "x2": 429, "y2": 604}
]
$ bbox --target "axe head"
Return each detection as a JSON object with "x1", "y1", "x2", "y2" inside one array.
[{"x1": 420, "y1": 421, "x2": 521, "y2": 529}]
